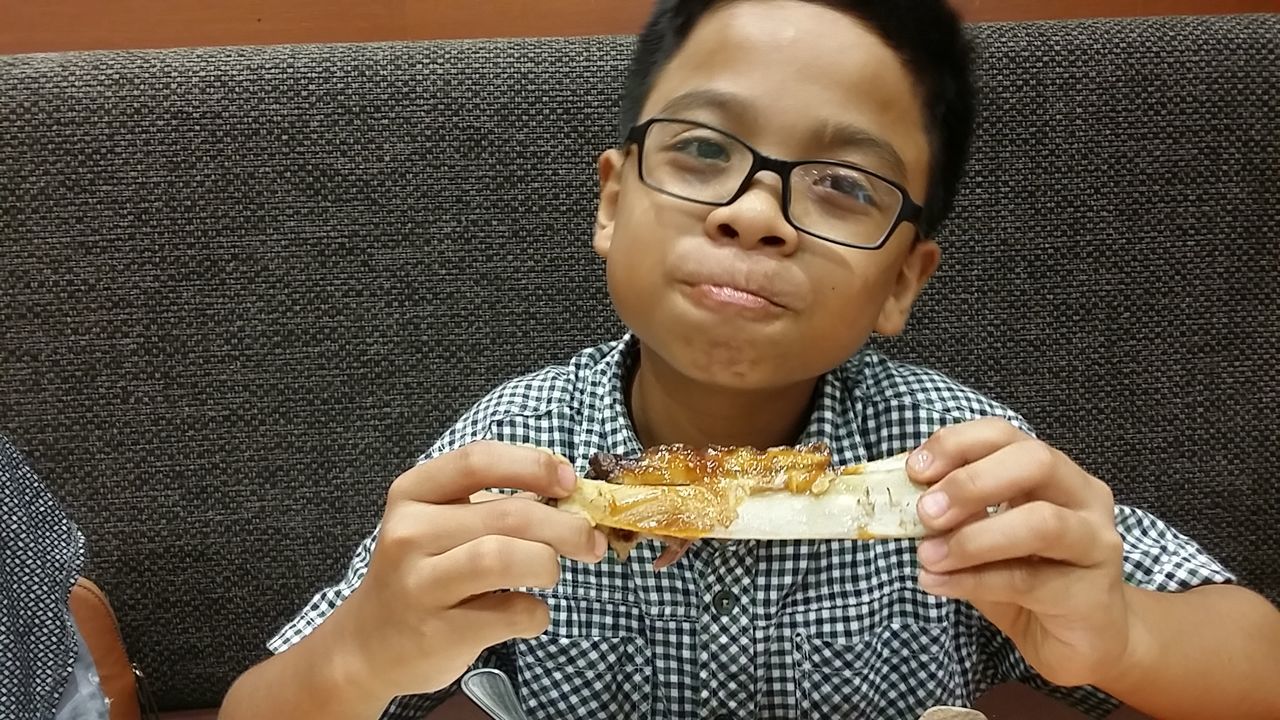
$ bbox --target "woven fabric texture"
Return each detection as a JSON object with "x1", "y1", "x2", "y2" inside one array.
[
  {"x1": 1, "y1": 14, "x2": 1276, "y2": 710},
  {"x1": 0, "y1": 436, "x2": 88, "y2": 718}
]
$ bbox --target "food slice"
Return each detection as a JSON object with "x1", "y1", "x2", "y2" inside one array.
[{"x1": 553, "y1": 444, "x2": 927, "y2": 568}]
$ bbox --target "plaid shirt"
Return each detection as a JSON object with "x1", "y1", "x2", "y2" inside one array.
[{"x1": 269, "y1": 336, "x2": 1233, "y2": 720}]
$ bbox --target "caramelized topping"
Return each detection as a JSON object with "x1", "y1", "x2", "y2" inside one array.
[
  {"x1": 558, "y1": 447, "x2": 921, "y2": 569},
  {"x1": 599, "y1": 483, "x2": 740, "y2": 535},
  {"x1": 576, "y1": 444, "x2": 838, "y2": 542},
  {"x1": 592, "y1": 443, "x2": 834, "y2": 493}
]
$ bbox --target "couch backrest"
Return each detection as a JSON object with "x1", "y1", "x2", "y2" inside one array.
[{"x1": 2, "y1": 15, "x2": 1277, "y2": 710}]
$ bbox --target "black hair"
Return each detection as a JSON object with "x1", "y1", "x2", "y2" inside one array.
[{"x1": 617, "y1": 0, "x2": 976, "y2": 238}]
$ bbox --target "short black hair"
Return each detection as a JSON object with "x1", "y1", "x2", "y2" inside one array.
[{"x1": 617, "y1": 0, "x2": 976, "y2": 238}]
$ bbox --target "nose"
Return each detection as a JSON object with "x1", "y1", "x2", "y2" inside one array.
[{"x1": 704, "y1": 174, "x2": 801, "y2": 255}]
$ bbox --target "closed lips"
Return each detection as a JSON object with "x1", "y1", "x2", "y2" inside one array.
[{"x1": 676, "y1": 261, "x2": 807, "y2": 310}]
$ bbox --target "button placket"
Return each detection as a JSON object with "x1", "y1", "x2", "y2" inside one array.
[{"x1": 698, "y1": 540, "x2": 758, "y2": 718}]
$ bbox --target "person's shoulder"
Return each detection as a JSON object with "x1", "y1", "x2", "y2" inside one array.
[
  {"x1": 467, "y1": 340, "x2": 620, "y2": 417},
  {"x1": 423, "y1": 339, "x2": 626, "y2": 458},
  {"x1": 850, "y1": 347, "x2": 1031, "y2": 431}
]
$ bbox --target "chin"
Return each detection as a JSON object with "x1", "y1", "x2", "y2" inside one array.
[
  {"x1": 619, "y1": 295, "x2": 863, "y2": 391},
  {"x1": 641, "y1": 330, "x2": 823, "y2": 391}
]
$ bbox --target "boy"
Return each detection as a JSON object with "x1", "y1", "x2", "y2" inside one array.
[{"x1": 221, "y1": 1, "x2": 1280, "y2": 718}]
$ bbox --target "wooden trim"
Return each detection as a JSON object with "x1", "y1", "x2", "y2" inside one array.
[
  {"x1": 0, "y1": 0, "x2": 1275, "y2": 54},
  {"x1": 953, "y1": 0, "x2": 1276, "y2": 22}
]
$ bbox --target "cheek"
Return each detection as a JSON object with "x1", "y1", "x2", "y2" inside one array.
[
  {"x1": 824, "y1": 249, "x2": 903, "y2": 301},
  {"x1": 805, "y1": 258, "x2": 898, "y2": 342},
  {"x1": 605, "y1": 197, "x2": 653, "y2": 273},
  {"x1": 604, "y1": 186, "x2": 702, "y2": 278},
  {"x1": 810, "y1": 253, "x2": 874, "y2": 306},
  {"x1": 602, "y1": 190, "x2": 664, "y2": 319}
]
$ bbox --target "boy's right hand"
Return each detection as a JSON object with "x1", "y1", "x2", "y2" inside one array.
[{"x1": 330, "y1": 441, "x2": 607, "y2": 700}]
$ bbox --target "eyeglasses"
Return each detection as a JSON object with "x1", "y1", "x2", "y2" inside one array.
[{"x1": 624, "y1": 118, "x2": 923, "y2": 250}]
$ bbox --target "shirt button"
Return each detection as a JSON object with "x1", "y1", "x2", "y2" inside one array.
[{"x1": 711, "y1": 589, "x2": 737, "y2": 615}]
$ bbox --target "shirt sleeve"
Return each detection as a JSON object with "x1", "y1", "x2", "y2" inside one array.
[
  {"x1": 267, "y1": 529, "x2": 377, "y2": 654},
  {"x1": 1113, "y1": 504, "x2": 1236, "y2": 591},
  {"x1": 979, "y1": 503, "x2": 1236, "y2": 717},
  {"x1": 266, "y1": 403, "x2": 513, "y2": 719}
]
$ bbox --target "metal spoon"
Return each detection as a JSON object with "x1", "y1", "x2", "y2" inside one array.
[
  {"x1": 458, "y1": 666, "x2": 984, "y2": 720},
  {"x1": 460, "y1": 668, "x2": 530, "y2": 720}
]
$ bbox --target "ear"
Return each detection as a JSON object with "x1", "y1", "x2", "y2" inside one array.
[
  {"x1": 593, "y1": 148, "x2": 626, "y2": 259},
  {"x1": 874, "y1": 238, "x2": 941, "y2": 336}
]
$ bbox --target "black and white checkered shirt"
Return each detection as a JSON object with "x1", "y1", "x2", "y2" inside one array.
[{"x1": 269, "y1": 336, "x2": 1233, "y2": 720}]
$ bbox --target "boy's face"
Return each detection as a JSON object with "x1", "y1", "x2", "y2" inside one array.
[{"x1": 595, "y1": 0, "x2": 941, "y2": 391}]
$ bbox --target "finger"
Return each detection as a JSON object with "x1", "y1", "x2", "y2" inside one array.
[
  {"x1": 390, "y1": 441, "x2": 576, "y2": 504},
  {"x1": 907, "y1": 416, "x2": 1027, "y2": 485},
  {"x1": 916, "y1": 501, "x2": 1119, "y2": 573},
  {"x1": 430, "y1": 535, "x2": 565, "y2": 599},
  {"x1": 451, "y1": 591, "x2": 552, "y2": 649},
  {"x1": 917, "y1": 439, "x2": 1100, "y2": 531},
  {"x1": 469, "y1": 490, "x2": 537, "y2": 503},
  {"x1": 416, "y1": 496, "x2": 607, "y2": 563},
  {"x1": 918, "y1": 558, "x2": 1086, "y2": 613}
]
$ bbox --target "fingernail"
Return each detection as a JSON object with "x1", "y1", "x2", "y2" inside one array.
[
  {"x1": 911, "y1": 449, "x2": 932, "y2": 472},
  {"x1": 920, "y1": 491, "x2": 949, "y2": 518},
  {"x1": 593, "y1": 531, "x2": 608, "y2": 559},
  {"x1": 917, "y1": 538, "x2": 948, "y2": 565},
  {"x1": 558, "y1": 463, "x2": 577, "y2": 492}
]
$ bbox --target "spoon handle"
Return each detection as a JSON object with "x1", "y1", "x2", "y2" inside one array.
[{"x1": 460, "y1": 668, "x2": 530, "y2": 720}]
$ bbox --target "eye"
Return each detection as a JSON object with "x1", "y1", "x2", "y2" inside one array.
[
  {"x1": 813, "y1": 170, "x2": 879, "y2": 207},
  {"x1": 672, "y1": 136, "x2": 732, "y2": 163}
]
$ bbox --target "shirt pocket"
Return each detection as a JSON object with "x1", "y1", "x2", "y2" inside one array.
[
  {"x1": 515, "y1": 632, "x2": 653, "y2": 720},
  {"x1": 794, "y1": 623, "x2": 959, "y2": 720}
]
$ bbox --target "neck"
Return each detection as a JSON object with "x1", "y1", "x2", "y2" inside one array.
[{"x1": 627, "y1": 343, "x2": 819, "y2": 449}]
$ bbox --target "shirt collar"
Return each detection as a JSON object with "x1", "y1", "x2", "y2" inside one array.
[
  {"x1": 797, "y1": 352, "x2": 869, "y2": 466},
  {"x1": 587, "y1": 333, "x2": 870, "y2": 466}
]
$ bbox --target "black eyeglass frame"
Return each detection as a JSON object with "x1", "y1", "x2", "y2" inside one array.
[{"x1": 624, "y1": 117, "x2": 924, "y2": 250}]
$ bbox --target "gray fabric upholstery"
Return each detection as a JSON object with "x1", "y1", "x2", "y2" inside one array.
[{"x1": 1, "y1": 14, "x2": 1276, "y2": 711}]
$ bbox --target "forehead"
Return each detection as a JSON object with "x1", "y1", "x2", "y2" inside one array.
[{"x1": 640, "y1": 0, "x2": 929, "y2": 187}]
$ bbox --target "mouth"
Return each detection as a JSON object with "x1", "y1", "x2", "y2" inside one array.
[
  {"x1": 683, "y1": 281, "x2": 789, "y2": 318},
  {"x1": 700, "y1": 284, "x2": 781, "y2": 309},
  {"x1": 667, "y1": 247, "x2": 807, "y2": 317}
]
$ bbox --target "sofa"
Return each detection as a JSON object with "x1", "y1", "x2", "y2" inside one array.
[{"x1": 2, "y1": 12, "x2": 1276, "y2": 719}]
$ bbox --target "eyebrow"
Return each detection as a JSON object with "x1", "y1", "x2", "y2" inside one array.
[
  {"x1": 655, "y1": 88, "x2": 753, "y2": 119},
  {"x1": 817, "y1": 120, "x2": 909, "y2": 182},
  {"x1": 654, "y1": 88, "x2": 910, "y2": 182}
]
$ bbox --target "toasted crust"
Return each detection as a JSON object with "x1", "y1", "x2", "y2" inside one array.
[{"x1": 558, "y1": 450, "x2": 926, "y2": 540}]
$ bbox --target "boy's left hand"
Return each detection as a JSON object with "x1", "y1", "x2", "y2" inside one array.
[{"x1": 909, "y1": 417, "x2": 1131, "y2": 688}]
